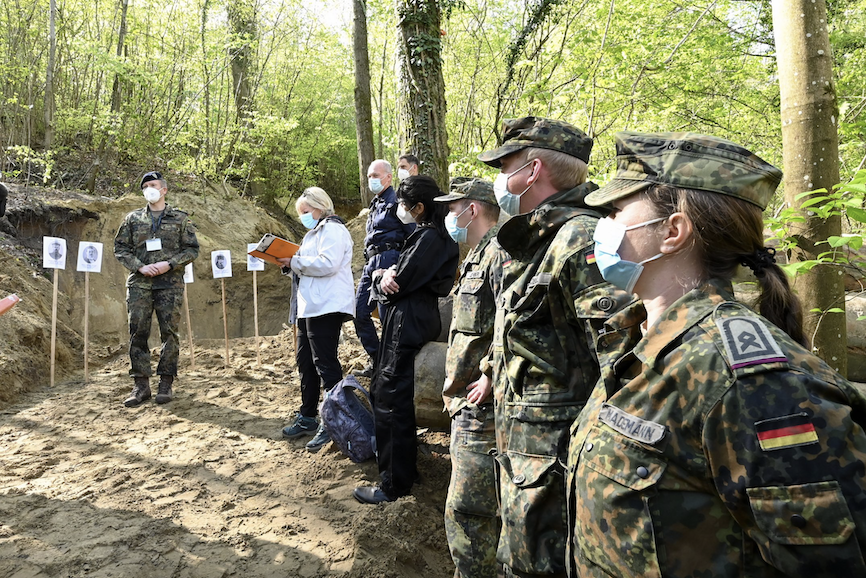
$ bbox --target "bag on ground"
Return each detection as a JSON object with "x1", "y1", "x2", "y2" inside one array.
[{"x1": 320, "y1": 374, "x2": 376, "y2": 463}]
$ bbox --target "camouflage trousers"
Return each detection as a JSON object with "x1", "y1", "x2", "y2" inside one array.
[
  {"x1": 445, "y1": 405, "x2": 501, "y2": 578},
  {"x1": 126, "y1": 285, "x2": 184, "y2": 378}
]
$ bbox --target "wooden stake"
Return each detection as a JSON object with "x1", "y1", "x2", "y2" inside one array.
[
  {"x1": 253, "y1": 270, "x2": 261, "y2": 366},
  {"x1": 50, "y1": 268, "x2": 58, "y2": 387},
  {"x1": 221, "y1": 278, "x2": 229, "y2": 368},
  {"x1": 83, "y1": 271, "x2": 90, "y2": 383},
  {"x1": 183, "y1": 283, "x2": 195, "y2": 369}
]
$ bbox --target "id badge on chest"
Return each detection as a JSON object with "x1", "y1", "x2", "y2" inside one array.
[{"x1": 146, "y1": 238, "x2": 162, "y2": 251}]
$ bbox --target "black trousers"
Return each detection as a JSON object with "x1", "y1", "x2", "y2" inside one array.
[
  {"x1": 371, "y1": 296, "x2": 440, "y2": 498},
  {"x1": 296, "y1": 313, "x2": 345, "y2": 417}
]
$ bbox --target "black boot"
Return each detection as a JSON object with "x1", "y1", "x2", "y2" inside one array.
[
  {"x1": 155, "y1": 375, "x2": 174, "y2": 404},
  {"x1": 124, "y1": 377, "x2": 151, "y2": 407}
]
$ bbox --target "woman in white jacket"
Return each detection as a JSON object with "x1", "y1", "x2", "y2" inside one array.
[{"x1": 278, "y1": 187, "x2": 354, "y2": 451}]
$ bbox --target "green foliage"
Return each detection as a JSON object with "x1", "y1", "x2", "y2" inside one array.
[{"x1": 766, "y1": 169, "x2": 866, "y2": 278}]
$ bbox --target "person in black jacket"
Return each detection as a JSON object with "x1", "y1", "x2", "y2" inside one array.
[{"x1": 354, "y1": 175, "x2": 459, "y2": 504}]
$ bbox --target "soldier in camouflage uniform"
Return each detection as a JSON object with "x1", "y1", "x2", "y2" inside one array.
[
  {"x1": 114, "y1": 171, "x2": 199, "y2": 407},
  {"x1": 435, "y1": 178, "x2": 508, "y2": 578},
  {"x1": 477, "y1": 117, "x2": 632, "y2": 578},
  {"x1": 567, "y1": 131, "x2": 866, "y2": 576}
]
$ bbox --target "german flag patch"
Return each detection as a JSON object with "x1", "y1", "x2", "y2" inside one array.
[
  {"x1": 755, "y1": 413, "x2": 818, "y2": 451},
  {"x1": 586, "y1": 252, "x2": 596, "y2": 264}
]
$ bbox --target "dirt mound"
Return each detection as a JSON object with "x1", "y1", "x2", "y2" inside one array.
[{"x1": 0, "y1": 324, "x2": 454, "y2": 577}]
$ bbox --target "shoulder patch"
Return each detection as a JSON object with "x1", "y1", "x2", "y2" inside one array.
[
  {"x1": 715, "y1": 316, "x2": 787, "y2": 369},
  {"x1": 755, "y1": 413, "x2": 818, "y2": 451}
]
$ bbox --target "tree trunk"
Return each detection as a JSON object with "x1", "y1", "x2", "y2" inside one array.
[
  {"x1": 227, "y1": 1, "x2": 255, "y2": 125},
  {"x1": 226, "y1": 0, "x2": 261, "y2": 197},
  {"x1": 353, "y1": 0, "x2": 375, "y2": 206},
  {"x1": 396, "y1": 0, "x2": 449, "y2": 191},
  {"x1": 44, "y1": 0, "x2": 57, "y2": 148},
  {"x1": 772, "y1": 0, "x2": 846, "y2": 376},
  {"x1": 110, "y1": 0, "x2": 129, "y2": 114}
]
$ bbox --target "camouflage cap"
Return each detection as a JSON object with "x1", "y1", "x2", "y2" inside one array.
[
  {"x1": 585, "y1": 131, "x2": 782, "y2": 210},
  {"x1": 434, "y1": 177, "x2": 496, "y2": 205},
  {"x1": 478, "y1": 116, "x2": 593, "y2": 167}
]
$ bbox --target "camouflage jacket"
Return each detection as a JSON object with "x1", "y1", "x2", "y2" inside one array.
[
  {"x1": 114, "y1": 204, "x2": 200, "y2": 289},
  {"x1": 490, "y1": 183, "x2": 632, "y2": 576},
  {"x1": 491, "y1": 183, "x2": 632, "y2": 456},
  {"x1": 567, "y1": 279, "x2": 866, "y2": 577},
  {"x1": 443, "y1": 224, "x2": 508, "y2": 417}
]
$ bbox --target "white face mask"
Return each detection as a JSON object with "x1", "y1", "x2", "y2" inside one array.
[
  {"x1": 397, "y1": 168, "x2": 411, "y2": 181},
  {"x1": 396, "y1": 203, "x2": 416, "y2": 225},
  {"x1": 143, "y1": 186, "x2": 162, "y2": 204}
]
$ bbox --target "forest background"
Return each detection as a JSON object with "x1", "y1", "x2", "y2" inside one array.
[{"x1": 2, "y1": 0, "x2": 866, "y2": 367}]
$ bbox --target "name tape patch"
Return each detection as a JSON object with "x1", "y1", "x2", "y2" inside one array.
[
  {"x1": 599, "y1": 404, "x2": 666, "y2": 445},
  {"x1": 755, "y1": 413, "x2": 819, "y2": 451},
  {"x1": 715, "y1": 316, "x2": 787, "y2": 369}
]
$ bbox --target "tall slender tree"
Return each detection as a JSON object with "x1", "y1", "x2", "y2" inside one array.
[
  {"x1": 396, "y1": 0, "x2": 449, "y2": 191},
  {"x1": 353, "y1": 0, "x2": 375, "y2": 205},
  {"x1": 44, "y1": 0, "x2": 57, "y2": 148},
  {"x1": 772, "y1": 0, "x2": 846, "y2": 374}
]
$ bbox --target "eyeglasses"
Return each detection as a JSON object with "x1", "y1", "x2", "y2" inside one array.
[{"x1": 399, "y1": 199, "x2": 416, "y2": 210}]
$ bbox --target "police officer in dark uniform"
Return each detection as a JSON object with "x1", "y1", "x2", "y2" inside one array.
[{"x1": 354, "y1": 159, "x2": 415, "y2": 377}]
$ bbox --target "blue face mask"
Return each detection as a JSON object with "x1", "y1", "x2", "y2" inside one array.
[
  {"x1": 300, "y1": 212, "x2": 319, "y2": 230},
  {"x1": 493, "y1": 160, "x2": 534, "y2": 216},
  {"x1": 368, "y1": 178, "x2": 384, "y2": 195},
  {"x1": 445, "y1": 205, "x2": 472, "y2": 244},
  {"x1": 592, "y1": 216, "x2": 666, "y2": 294}
]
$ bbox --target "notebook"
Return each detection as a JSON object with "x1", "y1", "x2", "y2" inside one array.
[{"x1": 248, "y1": 234, "x2": 300, "y2": 265}]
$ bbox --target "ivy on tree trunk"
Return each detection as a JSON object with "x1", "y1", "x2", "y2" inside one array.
[{"x1": 396, "y1": 0, "x2": 450, "y2": 192}]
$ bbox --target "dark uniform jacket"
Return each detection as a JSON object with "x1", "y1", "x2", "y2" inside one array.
[
  {"x1": 114, "y1": 204, "x2": 199, "y2": 289},
  {"x1": 373, "y1": 223, "x2": 458, "y2": 348},
  {"x1": 567, "y1": 279, "x2": 866, "y2": 577},
  {"x1": 363, "y1": 186, "x2": 415, "y2": 269}
]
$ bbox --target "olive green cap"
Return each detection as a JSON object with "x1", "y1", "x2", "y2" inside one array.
[
  {"x1": 435, "y1": 177, "x2": 496, "y2": 205},
  {"x1": 585, "y1": 131, "x2": 782, "y2": 210},
  {"x1": 478, "y1": 116, "x2": 593, "y2": 167}
]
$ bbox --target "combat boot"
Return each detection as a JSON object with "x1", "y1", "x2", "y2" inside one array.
[
  {"x1": 155, "y1": 375, "x2": 174, "y2": 404},
  {"x1": 124, "y1": 377, "x2": 151, "y2": 407}
]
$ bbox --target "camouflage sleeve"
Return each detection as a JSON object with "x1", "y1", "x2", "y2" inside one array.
[
  {"x1": 704, "y1": 370, "x2": 866, "y2": 574},
  {"x1": 168, "y1": 217, "x2": 200, "y2": 270},
  {"x1": 113, "y1": 215, "x2": 144, "y2": 272}
]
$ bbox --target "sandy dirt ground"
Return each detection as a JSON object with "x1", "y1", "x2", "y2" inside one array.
[{"x1": 0, "y1": 326, "x2": 455, "y2": 578}]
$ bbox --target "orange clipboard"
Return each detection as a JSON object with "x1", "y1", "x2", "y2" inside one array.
[{"x1": 248, "y1": 234, "x2": 300, "y2": 266}]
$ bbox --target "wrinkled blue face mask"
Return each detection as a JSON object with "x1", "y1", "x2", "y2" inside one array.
[
  {"x1": 444, "y1": 205, "x2": 472, "y2": 244},
  {"x1": 592, "y1": 215, "x2": 666, "y2": 294},
  {"x1": 300, "y1": 212, "x2": 319, "y2": 229},
  {"x1": 493, "y1": 160, "x2": 533, "y2": 216},
  {"x1": 368, "y1": 178, "x2": 384, "y2": 195}
]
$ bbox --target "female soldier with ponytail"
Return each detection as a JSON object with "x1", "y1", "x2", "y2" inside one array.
[{"x1": 566, "y1": 132, "x2": 866, "y2": 577}]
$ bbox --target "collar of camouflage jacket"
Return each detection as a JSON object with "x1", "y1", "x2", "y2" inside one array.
[
  {"x1": 496, "y1": 181, "x2": 602, "y2": 258},
  {"x1": 633, "y1": 278, "x2": 735, "y2": 366}
]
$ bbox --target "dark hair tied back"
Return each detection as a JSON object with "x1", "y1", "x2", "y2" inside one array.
[{"x1": 740, "y1": 247, "x2": 776, "y2": 275}]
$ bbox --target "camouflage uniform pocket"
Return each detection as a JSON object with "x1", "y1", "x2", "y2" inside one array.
[
  {"x1": 576, "y1": 425, "x2": 665, "y2": 578},
  {"x1": 495, "y1": 450, "x2": 567, "y2": 575},
  {"x1": 747, "y1": 481, "x2": 856, "y2": 545},
  {"x1": 454, "y1": 273, "x2": 487, "y2": 334}
]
